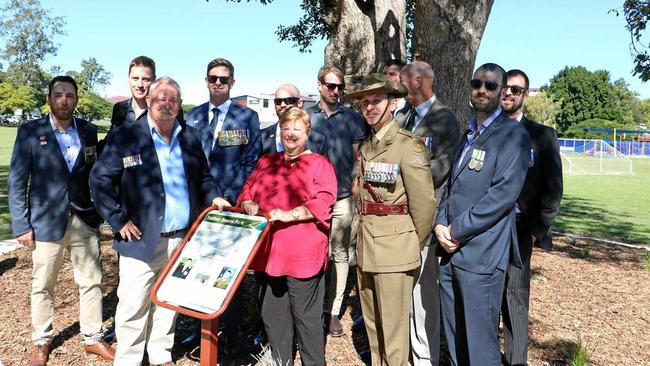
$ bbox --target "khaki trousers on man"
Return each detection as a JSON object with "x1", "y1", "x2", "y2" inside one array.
[
  {"x1": 358, "y1": 269, "x2": 414, "y2": 366},
  {"x1": 31, "y1": 214, "x2": 103, "y2": 345},
  {"x1": 113, "y1": 235, "x2": 181, "y2": 366},
  {"x1": 327, "y1": 197, "x2": 354, "y2": 316}
]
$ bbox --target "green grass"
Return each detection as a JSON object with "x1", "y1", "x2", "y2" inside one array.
[
  {"x1": 1, "y1": 125, "x2": 649, "y2": 244},
  {"x1": 555, "y1": 157, "x2": 650, "y2": 245}
]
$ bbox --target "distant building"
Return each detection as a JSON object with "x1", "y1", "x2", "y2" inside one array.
[{"x1": 232, "y1": 93, "x2": 319, "y2": 129}]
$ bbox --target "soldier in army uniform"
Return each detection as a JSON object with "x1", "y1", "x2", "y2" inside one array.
[{"x1": 347, "y1": 74, "x2": 437, "y2": 365}]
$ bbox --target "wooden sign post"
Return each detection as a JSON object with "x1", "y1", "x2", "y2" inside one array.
[{"x1": 150, "y1": 206, "x2": 270, "y2": 366}]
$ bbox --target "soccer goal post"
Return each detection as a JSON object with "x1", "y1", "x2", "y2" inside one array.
[{"x1": 558, "y1": 138, "x2": 633, "y2": 176}]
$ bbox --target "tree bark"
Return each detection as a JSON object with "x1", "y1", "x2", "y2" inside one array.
[
  {"x1": 412, "y1": 0, "x2": 494, "y2": 126},
  {"x1": 324, "y1": 0, "x2": 407, "y2": 80}
]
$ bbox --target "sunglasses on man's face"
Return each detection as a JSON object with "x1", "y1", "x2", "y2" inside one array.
[
  {"x1": 322, "y1": 82, "x2": 345, "y2": 92},
  {"x1": 274, "y1": 97, "x2": 300, "y2": 106},
  {"x1": 505, "y1": 85, "x2": 527, "y2": 96},
  {"x1": 470, "y1": 79, "x2": 500, "y2": 91},
  {"x1": 207, "y1": 75, "x2": 231, "y2": 84}
]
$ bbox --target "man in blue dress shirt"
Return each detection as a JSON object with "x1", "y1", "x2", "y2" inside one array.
[
  {"x1": 91, "y1": 77, "x2": 229, "y2": 366},
  {"x1": 8, "y1": 76, "x2": 115, "y2": 365}
]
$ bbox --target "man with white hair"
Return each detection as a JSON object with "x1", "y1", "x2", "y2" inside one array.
[{"x1": 91, "y1": 77, "x2": 229, "y2": 366}]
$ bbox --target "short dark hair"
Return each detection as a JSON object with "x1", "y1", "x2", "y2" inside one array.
[
  {"x1": 129, "y1": 56, "x2": 156, "y2": 79},
  {"x1": 207, "y1": 58, "x2": 235, "y2": 78},
  {"x1": 506, "y1": 69, "x2": 530, "y2": 89},
  {"x1": 317, "y1": 65, "x2": 344, "y2": 83},
  {"x1": 48, "y1": 76, "x2": 78, "y2": 97},
  {"x1": 475, "y1": 62, "x2": 507, "y2": 87},
  {"x1": 385, "y1": 59, "x2": 406, "y2": 69}
]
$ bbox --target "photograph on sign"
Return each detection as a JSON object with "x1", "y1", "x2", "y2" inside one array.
[{"x1": 157, "y1": 210, "x2": 268, "y2": 314}]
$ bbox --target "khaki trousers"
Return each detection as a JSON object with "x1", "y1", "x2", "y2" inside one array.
[
  {"x1": 326, "y1": 197, "x2": 354, "y2": 316},
  {"x1": 31, "y1": 215, "x2": 103, "y2": 345},
  {"x1": 358, "y1": 269, "x2": 414, "y2": 366},
  {"x1": 113, "y1": 235, "x2": 181, "y2": 366}
]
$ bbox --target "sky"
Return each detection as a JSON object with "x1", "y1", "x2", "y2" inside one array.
[{"x1": 19, "y1": 0, "x2": 649, "y2": 104}]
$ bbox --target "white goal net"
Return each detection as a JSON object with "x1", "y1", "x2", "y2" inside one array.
[{"x1": 558, "y1": 139, "x2": 633, "y2": 176}]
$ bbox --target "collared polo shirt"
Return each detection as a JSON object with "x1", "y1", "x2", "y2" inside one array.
[
  {"x1": 50, "y1": 115, "x2": 81, "y2": 172},
  {"x1": 147, "y1": 116, "x2": 190, "y2": 232},
  {"x1": 308, "y1": 103, "x2": 368, "y2": 199}
]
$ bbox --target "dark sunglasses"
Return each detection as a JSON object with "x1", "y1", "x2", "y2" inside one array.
[
  {"x1": 505, "y1": 85, "x2": 527, "y2": 96},
  {"x1": 470, "y1": 79, "x2": 500, "y2": 91},
  {"x1": 322, "y1": 82, "x2": 345, "y2": 91},
  {"x1": 273, "y1": 97, "x2": 300, "y2": 106},
  {"x1": 206, "y1": 75, "x2": 231, "y2": 84}
]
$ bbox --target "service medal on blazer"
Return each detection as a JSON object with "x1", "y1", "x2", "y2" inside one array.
[
  {"x1": 39, "y1": 135, "x2": 47, "y2": 146},
  {"x1": 218, "y1": 129, "x2": 249, "y2": 146},
  {"x1": 122, "y1": 154, "x2": 143, "y2": 168},
  {"x1": 468, "y1": 149, "x2": 486, "y2": 172}
]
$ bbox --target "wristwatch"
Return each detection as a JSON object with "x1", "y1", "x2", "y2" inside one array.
[{"x1": 291, "y1": 209, "x2": 300, "y2": 220}]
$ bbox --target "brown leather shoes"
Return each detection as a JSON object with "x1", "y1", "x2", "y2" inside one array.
[
  {"x1": 29, "y1": 343, "x2": 50, "y2": 366},
  {"x1": 84, "y1": 340, "x2": 116, "y2": 361}
]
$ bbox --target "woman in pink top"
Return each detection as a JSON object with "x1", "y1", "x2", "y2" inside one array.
[{"x1": 237, "y1": 106, "x2": 336, "y2": 366}]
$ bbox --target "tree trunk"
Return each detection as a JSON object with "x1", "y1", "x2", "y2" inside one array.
[
  {"x1": 324, "y1": 0, "x2": 407, "y2": 81},
  {"x1": 412, "y1": 0, "x2": 494, "y2": 127}
]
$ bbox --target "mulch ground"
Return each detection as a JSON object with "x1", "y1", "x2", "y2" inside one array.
[{"x1": 0, "y1": 235, "x2": 648, "y2": 366}]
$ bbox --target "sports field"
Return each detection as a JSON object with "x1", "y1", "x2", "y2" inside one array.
[{"x1": 1, "y1": 126, "x2": 649, "y2": 244}]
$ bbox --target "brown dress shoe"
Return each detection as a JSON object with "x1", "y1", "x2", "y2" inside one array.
[
  {"x1": 30, "y1": 343, "x2": 50, "y2": 366},
  {"x1": 327, "y1": 315, "x2": 344, "y2": 337},
  {"x1": 84, "y1": 340, "x2": 116, "y2": 361}
]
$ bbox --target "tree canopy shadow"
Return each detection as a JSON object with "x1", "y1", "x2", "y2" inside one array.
[{"x1": 555, "y1": 194, "x2": 648, "y2": 245}]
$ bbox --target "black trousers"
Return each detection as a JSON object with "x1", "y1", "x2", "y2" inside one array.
[
  {"x1": 501, "y1": 218, "x2": 534, "y2": 365},
  {"x1": 259, "y1": 272, "x2": 326, "y2": 366}
]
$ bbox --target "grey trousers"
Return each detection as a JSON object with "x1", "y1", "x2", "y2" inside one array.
[
  {"x1": 260, "y1": 272, "x2": 326, "y2": 366},
  {"x1": 501, "y1": 219, "x2": 534, "y2": 366}
]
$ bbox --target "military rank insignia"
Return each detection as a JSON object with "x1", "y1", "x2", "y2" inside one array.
[
  {"x1": 364, "y1": 162, "x2": 400, "y2": 184},
  {"x1": 84, "y1": 146, "x2": 97, "y2": 163},
  {"x1": 122, "y1": 154, "x2": 142, "y2": 168},
  {"x1": 468, "y1": 149, "x2": 485, "y2": 171},
  {"x1": 218, "y1": 129, "x2": 249, "y2": 146}
]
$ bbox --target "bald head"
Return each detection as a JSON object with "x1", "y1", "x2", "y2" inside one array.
[
  {"x1": 400, "y1": 61, "x2": 434, "y2": 106},
  {"x1": 274, "y1": 83, "x2": 303, "y2": 119}
]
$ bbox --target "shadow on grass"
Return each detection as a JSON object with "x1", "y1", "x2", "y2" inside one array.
[
  {"x1": 529, "y1": 336, "x2": 591, "y2": 366},
  {"x1": 0, "y1": 256, "x2": 17, "y2": 276},
  {"x1": 555, "y1": 194, "x2": 649, "y2": 245}
]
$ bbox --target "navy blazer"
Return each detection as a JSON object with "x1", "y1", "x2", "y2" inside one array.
[
  {"x1": 435, "y1": 112, "x2": 531, "y2": 274},
  {"x1": 90, "y1": 118, "x2": 221, "y2": 262},
  {"x1": 517, "y1": 116, "x2": 563, "y2": 250},
  {"x1": 8, "y1": 116, "x2": 102, "y2": 241},
  {"x1": 260, "y1": 122, "x2": 329, "y2": 157},
  {"x1": 186, "y1": 101, "x2": 261, "y2": 202}
]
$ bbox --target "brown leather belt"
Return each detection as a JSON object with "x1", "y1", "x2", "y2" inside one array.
[
  {"x1": 160, "y1": 228, "x2": 186, "y2": 238},
  {"x1": 360, "y1": 201, "x2": 408, "y2": 216}
]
